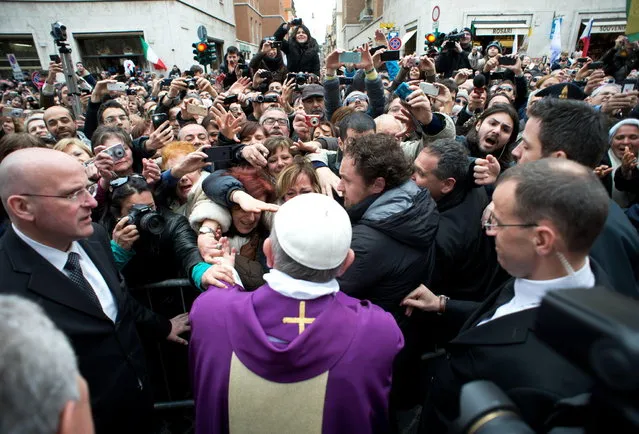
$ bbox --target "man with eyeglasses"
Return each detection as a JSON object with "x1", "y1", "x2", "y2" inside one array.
[
  {"x1": 402, "y1": 159, "x2": 612, "y2": 433},
  {"x1": 0, "y1": 148, "x2": 192, "y2": 433},
  {"x1": 84, "y1": 82, "x2": 174, "y2": 159},
  {"x1": 511, "y1": 97, "x2": 639, "y2": 297},
  {"x1": 259, "y1": 106, "x2": 290, "y2": 137}
]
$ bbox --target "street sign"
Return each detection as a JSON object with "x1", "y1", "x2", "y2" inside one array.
[
  {"x1": 388, "y1": 31, "x2": 399, "y2": 39},
  {"x1": 6, "y1": 53, "x2": 24, "y2": 80},
  {"x1": 31, "y1": 71, "x2": 43, "y2": 88},
  {"x1": 197, "y1": 25, "x2": 208, "y2": 41},
  {"x1": 388, "y1": 37, "x2": 402, "y2": 51},
  {"x1": 432, "y1": 6, "x2": 440, "y2": 22}
]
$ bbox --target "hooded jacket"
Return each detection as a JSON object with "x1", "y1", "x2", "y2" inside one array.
[
  {"x1": 274, "y1": 23, "x2": 320, "y2": 76},
  {"x1": 338, "y1": 180, "x2": 439, "y2": 327}
]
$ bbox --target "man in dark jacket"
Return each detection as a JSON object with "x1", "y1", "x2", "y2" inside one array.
[
  {"x1": 219, "y1": 46, "x2": 246, "y2": 89},
  {"x1": 512, "y1": 97, "x2": 639, "y2": 297},
  {"x1": 336, "y1": 133, "x2": 438, "y2": 322},
  {"x1": 0, "y1": 148, "x2": 190, "y2": 433},
  {"x1": 412, "y1": 139, "x2": 499, "y2": 302},
  {"x1": 403, "y1": 159, "x2": 612, "y2": 433},
  {"x1": 435, "y1": 30, "x2": 472, "y2": 78},
  {"x1": 273, "y1": 20, "x2": 320, "y2": 76},
  {"x1": 336, "y1": 132, "x2": 439, "y2": 416},
  {"x1": 601, "y1": 35, "x2": 639, "y2": 84}
]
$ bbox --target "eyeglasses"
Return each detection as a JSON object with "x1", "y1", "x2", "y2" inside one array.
[
  {"x1": 19, "y1": 187, "x2": 93, "y2": 202},
  {"x1": 109, "y1": 174, "x2": 146, "y2": 190},
  {"x1": 104, "y1": 115, "x2": 129, "y2": 124},
  {"x1": 455, "y1": 98, "x2": 468, "y2": 104},
  {"x1": 262, "y1": 117, "x2": 289, "y2": 126},
  {"x1": 482, "y1": 212, "x2": 537, "y2": 232}
]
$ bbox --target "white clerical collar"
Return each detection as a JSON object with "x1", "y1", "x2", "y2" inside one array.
[
  {"x1": 12, "y1": 224, "x2": 81, "y2": 271},
  {"x1": 513, "y1": 257, "x2": 595, "y2": 307},
  {"x1": 263, "y1": 269, "x2": 340, "y2": 300}
]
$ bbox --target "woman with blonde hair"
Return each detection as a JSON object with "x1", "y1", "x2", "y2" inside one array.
[
  {"x1": 275, "y1": 156, "x2": 321, "y2": 203},
  {"x1": 53, "y1": 137, "x2": 94, "y2": 164}
]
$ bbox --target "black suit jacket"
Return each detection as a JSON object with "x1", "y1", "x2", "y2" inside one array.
[
  {"x1": 0, "y1": 224, "x2": 171, "y2": 434},
  {"x1": 419, "y1": 260, "x2": 610, "y2": 434}
]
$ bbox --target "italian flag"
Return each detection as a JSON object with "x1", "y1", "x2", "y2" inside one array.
[{"x1": 140, "y1": 37, "x2": 167, "y2": 70}]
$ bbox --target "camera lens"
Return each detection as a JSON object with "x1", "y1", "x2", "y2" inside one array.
[
  {"x1": 114, "y1": 148, "x2": 125, "y2": 159},
  {"x1": 139, "y1": 212, "x2": 165, "y2": 235}
]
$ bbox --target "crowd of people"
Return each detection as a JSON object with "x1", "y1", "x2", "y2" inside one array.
[{"x1": 1, "y1": 18, "x2": 639, "y2": 434}]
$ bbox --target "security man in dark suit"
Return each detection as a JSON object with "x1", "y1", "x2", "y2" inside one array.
[
  {"x1": 402, "y1": 159, "x2": 613, "y2": 433},
  {"x1": 0, "y1": 148, "x2": 191, "y2": 433}
]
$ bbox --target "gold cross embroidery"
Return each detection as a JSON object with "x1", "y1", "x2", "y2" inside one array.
[{"x1": 282, "y1": 301, "x2": 316, "y2": 334}]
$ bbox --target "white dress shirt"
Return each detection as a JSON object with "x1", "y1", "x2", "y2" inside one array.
[
  {"x1": 13, "y1": 224, "x2": 118, "y2": 322},
  {"x1": 478, "y1": 258, "x2": 595, "y2": 326}
]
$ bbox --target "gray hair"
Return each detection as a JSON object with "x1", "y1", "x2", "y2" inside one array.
[
  {"x1": 259, "y1": 107, "x2": 289, "y2": 125},
  {"x1": 0, "y1": 295, "x2": 79, "y2": 434},
  {"x1": 423, "y1": 139, "x2": 470, "y2": 183},
  {"x1": 24, "y1": 113, "x2": 44, "y2": 131},
  {"x1": 270, "y1": 227, "x2": 342, "y2": 283}
]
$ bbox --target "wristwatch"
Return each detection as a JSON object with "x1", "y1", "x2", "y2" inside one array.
[{"x1": 198, "y1": 226, "x2": 217, "y2": 235}]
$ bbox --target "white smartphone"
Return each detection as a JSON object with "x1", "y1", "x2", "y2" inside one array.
[
  {"x1": 106, "y1": 82, "x2": 126, "y2": 92},
  {"x1": 419, "y1": 82, "x2": 439, "y2": 97}
]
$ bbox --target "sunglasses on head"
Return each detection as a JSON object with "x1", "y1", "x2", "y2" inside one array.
[{"x1": 109, "y1": 174, "x2": 146, "y2": 190}]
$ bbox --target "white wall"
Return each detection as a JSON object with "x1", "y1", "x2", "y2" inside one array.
[
  {"x1": 348, "y1": 0, "x2": 626, "y2": 57},
  {"x1": 0, "y1": 0, "x2": 237, "y2": 71}
]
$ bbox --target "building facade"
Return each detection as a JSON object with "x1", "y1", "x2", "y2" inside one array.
[
  {"x1": 234, "y1": 0, "x2": 291, "y2": 60},
  {"x1": 0, "y1": 0, "x2": 237, "y2": 78},
  {"x1": 336, "y1": 0, "x2": 626, "y2": 60}
]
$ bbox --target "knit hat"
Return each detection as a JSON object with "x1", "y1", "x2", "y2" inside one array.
[
  {"x1": 608, "y1": 118, "x2": 639, "y2": 142},
  {"x1": 486, "y1": 41, "x2": 503, "y2": 54},
  {"x1": 273, "y1": 193, "x2": 352, "y2": 270},
  {"x1": 343, "y1": 91, "x2": 369, "y2": 106},
  {"x1": 456, "y1": 89, "x2": 470, "y2": 103}
]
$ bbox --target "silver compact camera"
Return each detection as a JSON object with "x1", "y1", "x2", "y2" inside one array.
[{"x1": 102, "y1": 143, "x2": 126, "y2": 161}]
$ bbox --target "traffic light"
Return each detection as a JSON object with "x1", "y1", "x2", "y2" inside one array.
[
  {"x1": 193, "y1": 41, "x2": 217, "y2": 67},
  {"x1": 424, "y1": 31, "x2": 443, "y2": 51},
  {"x1": 193, "y1": 41, "x2": 208, "y2": 63}
]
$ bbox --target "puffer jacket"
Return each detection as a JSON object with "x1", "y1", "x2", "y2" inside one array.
[{"x1": 338, "y1": 180, "x2": 439, "y2": 327}]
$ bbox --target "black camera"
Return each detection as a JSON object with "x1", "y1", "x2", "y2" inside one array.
[
  {"x1": 185, "y1": 78, "x2": 197, "y2": 90},
  {"x1": 125, "y1": 88, "x2": 136, "y2": 96},
  {"x1": 50, "y1": 22, "x2": 67, "y2": 42},
  {"x1": 259, "y1": 70, "x2": 271, "y2": 79},
  {"x1": 253, "y1": 94, "x2": 279, "y2": 104},
  {"x1": 291, "y1": 18, "x2": 303, "y2": 26},
  {"x1": 287, "y1": 72, "x2": 308, "y2": 86},
  {"x1": 127, "y1": 204, "x2": 165, "y2": 235},
  {"x1": 454, "y1": 288, "x2": 639, "y2": 434},
  {"x1": 237, "y1": 64, "x2": 250, "y2": 77}
]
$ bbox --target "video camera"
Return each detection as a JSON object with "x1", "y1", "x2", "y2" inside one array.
[
  {"x1": 50, "y1": 22, "x2": 67, "y2": 43},
  {"x1": 454, "y1": 287, "x2": 639, "y2": 434}
]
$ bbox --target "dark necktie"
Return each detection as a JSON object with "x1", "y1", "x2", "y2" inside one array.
[
  {"x1": 64, "y1": 252, "x2": 102, "y2": 310},
  {"x1": 471, "y1": 281, "x2": 516, "y2": 328}
]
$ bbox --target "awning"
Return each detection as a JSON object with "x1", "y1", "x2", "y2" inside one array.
[
  {"x1": 473, "y1": 23, "x2": 529, "y2": 36},
  {"x1": 402, "y1": 30, "x2": 417, "y2": 47},
  {"x1": 582, "y1": 19, "x2": 626, "y2": 34}
]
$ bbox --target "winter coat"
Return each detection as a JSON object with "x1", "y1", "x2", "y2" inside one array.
[
  {"x1": 274, "y1": 23, "x2": 320, "y2": 76},
  {"x1": 338, "y1": 180, "x2": 439, "y2": 328}
]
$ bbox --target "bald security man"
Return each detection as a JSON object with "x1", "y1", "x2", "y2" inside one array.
[{"x1": 0, "y1": 148, "x2": 189, "y2": 433}]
